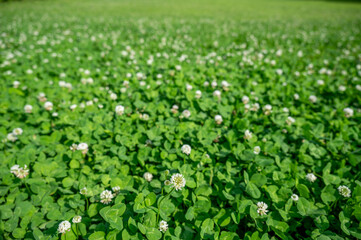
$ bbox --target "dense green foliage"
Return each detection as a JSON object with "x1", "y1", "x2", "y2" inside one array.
[{"x1": 1, "y1": 0, "x2": 361, "y2": 239}]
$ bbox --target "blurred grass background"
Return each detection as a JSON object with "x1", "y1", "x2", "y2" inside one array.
[{"x1": 0, "y1": 0, "x2": 361, "y2": 22}]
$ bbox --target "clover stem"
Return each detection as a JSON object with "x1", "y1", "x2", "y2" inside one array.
[
  {"x1": 23, "y1": 180, "x2": 31, "y2": 195},
  {"x1": 156, "y1": 188, "x2": 175, "y2": 223}
]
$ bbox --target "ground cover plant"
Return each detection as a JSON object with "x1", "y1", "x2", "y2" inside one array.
[{"x1": 0, "y1": 0, "x2": 361, "y2": 239}]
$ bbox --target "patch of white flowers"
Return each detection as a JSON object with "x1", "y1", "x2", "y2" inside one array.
[
  {"x1": 44, "y1": 101, "x2": 53, "y2": 111},
  {"x1": 253, "y1": 146, "x2": 261, "y2": 155},
  {"x1": 286, "y1": 116, "x2": 295, "y2": 125},
  {"x1": 24, "y1": 104, "x2": 33, "y2": 113},
  {"x1": 291, "y1": 194, "x2": 299, "y2": 201},
  {"x1": 77, "y1": 143, "x2": 88, "y2": 154},
  {"x1": 115, "y1": 105, "x2": 125, "y2": 116}
]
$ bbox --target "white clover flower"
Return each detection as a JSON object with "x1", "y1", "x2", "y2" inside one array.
[
  {"x1": 343, "y1": 108, "x2": 353, "y2": 118},
  {"x1": 170, "y1": 173, "x2": 186, "y2": 191},
  {"x1": 13, "y1": 128, "x2": 23, "y2": 135},
  {"x1": 286, "y1": 116, "x2": 295, "y2": 125},
  {"x1": 44, "y1": 101, "x2": 53, "y2": 111},
  {"x1": 294, "y1": 93, "x2": 299, "y2": 100},
  {"x1": 181, "y1": 110, "x2": 191, "y2": 118},
  {"x1": 263, "y1": 104, "x2": 272, "y2": 115},
  {"x1": 203, "y1": 81, "x2": 209, "y2": 87},
  {"x1": 276, "y1": 69, "x2": 283, "y2": 75},
  {"x1": 244, "y1": 130, "x2": 252, "y2": 140},
  {"x1": 309, "y1": 95, "x2": 317, "y2": 103},
  {"x1": 77, "y1": 143, "x2": 88, "y2": 154},
  {"x1": 338, "y1": 185, "x2": 351, "y2": 198},
  {"x1": 72, "y1": 216, "x2": 82, "y2": 223},
  {"x1": 338, "y1": 85, "x2": 346, "y2": 92},
  {"x1": 70, "y1": 143, "x2": 78, "y2": 151},
  {"x1": 86, "y1": 101, "x2": 93, "y2": 106},
  {"x1": 356, "y1": 85, "x2": 361, "y2": 91},
  {"x1": 52, "y1": 112, "x2": 58, "y2": 117},
  {"x1": 213, "y1": 90, "x2": 221, "y2": 98},
  {"x1": 13, "y1": 81, "x2": 20, "y2": 88},
  {"x1": 283, "y1": 107, "x2": 289, "y2": 113},
  {"x1": 143, "y1": 172, "x2": 153, "y2": 182},
  {"x1": 215, "y1": 115, "x2": 223, "y2": 124},
  {"x1": 306, "y1": 173, "x2": 317, "y2": 183},
  {"x1": 70, "y1": 104, "x2": 77, "y2": 110},
  {"x1": 112, "y1": 186, "x2": 120, "y2": 193},
  {"x1": 317, "y1": 80, "x2": 324, "y2": 85},
  {"x1": 159, "y1": 220, "x2": 168, "y2": 232},
  {"x1": 141, "y1": 113, "x2": 149, "y2": 121},
  {"x1": 211, "y1": 81, "x2": 217, "y2": 88},
  {"x1": 11, "y1": 165, "x2": 29, "y2": 179},
  {"x1": 291, "y1": 194, "x2": 299, "y2": 201},
  {"x1": 251, "y1": 103, "x2": 260, "y2": 112},
  {"x1": 100, "y1": 190, "x2": 113, "y2": 204},
  {"x1": 7, "y1": 133, "x2": 17, "y2": 142},
  {"x1": 186, "y1": 84, "x2": 193, "y2": 91},
  {"x1": 80, "y1": 187, "x2": 88, "y2": 195},
  {"x1": 242, "y1": 96, "x2": 249, "y2": 104},
  {"x1": 58, "y1": 221, "x2": 71, "y2": 234},
  {"x1": 110, "y1": 93, "x2": 117, "y2": 100},
  {"x1": 181, "y1": 144, "x2": 191, "y2": 155},
  {"x1": 175, "y1": 65, "x2": 181, "y2": 71},
  {"x1": 253, "y1": 146, "x2": 261, "y2": 155},
  {"x1": 257, "y1": 202, "x2": 268, "y2": 216},
  {"x1": 24, "y1": 104, "x2": 33, "y2": 113},
  {"x1": 221, "y1": 80, "x2": 230, "y2": 90},
  {"x1": 171, "y1": 105, "x2": 179, "y2": 114},
  {"x1": 38, "y1": 92, "x2": 47, "y2": 102},
  {"x1": 115, "y1": 105, "x2": 125, "y2": 116},
  {"x1": 195, "y1": 90, "x2": 202, "y2": 99}
]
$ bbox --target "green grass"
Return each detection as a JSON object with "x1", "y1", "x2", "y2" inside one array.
[{"x1": 1, "y1": 0, "x2": 361, "y2": 22}]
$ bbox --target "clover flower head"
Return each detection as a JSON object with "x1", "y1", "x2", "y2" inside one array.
[
  {"x1": 286, "y1": 116, "x2": 295, "y2": 125},
  {"x1": 112, "y1": 186, "x2": 121, "y2": 193},
  {"x1": 215, "y1": 115, "x2": 223, "y2": 124},
  {"x1": 77, "y1": 143, "x2": 88, "y2": 154},
  {"x1": 159, "y1": 220, "x2": 168, "y2": 232},
  {"x1": 44, "y1": 101, "x2": 53, "y2": 111},
  {"x1": 186, "y1": 83, "x2": 193, "y2": 91},
  {"x1": 171, "y1": 105, "x2": 179, "y2": 114},
  {"x1": 13, "y1": 128, "x2": 23, "y2": 136},
  {"x1": 24, "y1": 104, "x2": 33, "y2": 113},
  {"x1": 263, "y1": 104, "x2": 272, "y2": 115},
  {"x1": 343, "y1": 108, "x2": 353, "y2": 118},
  {"x1": 317, "y1": 80, "x2": 324, "y2": 85},
  {"x1": 213, "y1": 90, "x2": 221, "y2": 98},
  {"x1": 58, "y1": 220, "x2": 71, "y2": 234},
  {"x1": 80, "y1": 187, "x2": 88, "y2": 195},
  {"x1": 115, "y1": 105, "x2": 125, "y2": 116},
  {"x1": 70, "y1": 143, "x2": 78, "y2": 151},
  {"x1": 181, "y1": 110, "x2": 191, "y2": 119},
  {"x1": 195, "y1": 90, "x2": 202, "y2": 99},
  {"x1": 294, "y1": 93, "x2": 300, "y2": 100},
  {"x1": 11, "y1": 164, "x2": 29, "y2": 179},
  {"x1": 291, "y1": 194, "x2": 299, "y2": 201},
  {"x1": 203, "y1": 81, "x2": 209, "y2": 87},
  {"x1": 170, "y1": 173, "x2": 186, "y2": 191},
  {"x1": 251, "y1": 103, "x2": 260, "y2": 112},
  {"x1": 338, "y1": 185, "x2": 351, "y2": 198},
  {"x1": 72, "y1": 216, "x2": 82, "y2": 223},
  {"x1": 253, "y1": 146, "x2": 261, "y2": 155},
  {"x1": 306, "y1": 173, "x2": 317, "y2": 183},
  {"x1": 100, "y1": 190, "x2": 113, "y2": 204},
  {"x1": 242, "y1": 96, "x2": 249, "y2": 104},
  {"x1": 244, "y1": 130, "x2": 252, "y2": 140},
  {"x1": 143, "y1": 172, "x2": 153, "y2": 182},
  {"x1": 7, "y1": 133, "x2": 17, "y2": 142},
  {"x1": 211, "y1": 81, "x2": 217, "y2": 88},
  {"x1": 309, "y1": 95, "x2": 317, "y2": 103},
  {"x1": 257, "y1": 202, "x2": 269, "y2": 216},
  {"x1": 181, "y1": 144, "x2": 191, "y2": 155}
]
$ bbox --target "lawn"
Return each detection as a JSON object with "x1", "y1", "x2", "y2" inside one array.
[{"x1": 0, "y1": 0, "x2": 361, "y2": 239}]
